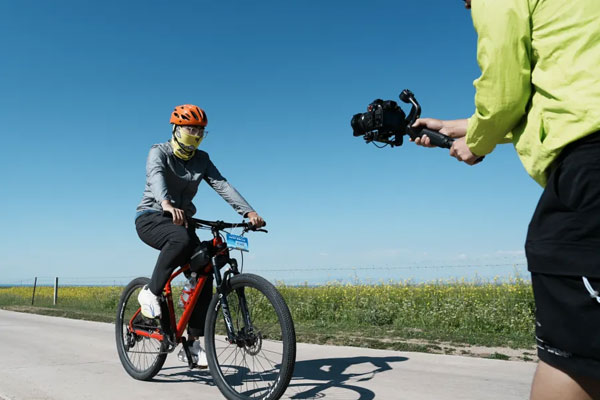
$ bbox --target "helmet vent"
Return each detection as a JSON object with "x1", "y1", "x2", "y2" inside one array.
[{"x1": 170, "y1": 104, "x2": 207, "y2": 125}]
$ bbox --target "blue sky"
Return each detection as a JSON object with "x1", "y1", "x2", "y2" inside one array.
[{"x1": 0, "y1": 1, "x2": 540, "y2": 285}]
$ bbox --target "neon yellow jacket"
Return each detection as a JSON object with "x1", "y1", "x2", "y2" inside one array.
[{"x1": 466, "y1": 0, "x2": 600, "y2": 186}]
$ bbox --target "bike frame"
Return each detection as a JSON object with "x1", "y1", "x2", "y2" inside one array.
[{"x1": 128, "y1": 225, "x2": 252, "y2": 347}]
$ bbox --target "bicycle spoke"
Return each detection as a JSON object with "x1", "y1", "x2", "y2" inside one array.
[
  {"x1": 255, "y1": 352, "x2": 276, "y2": 372},
  {"x1": 256, "y1": 347, "x2": 283, "y2": 356},
  {"x1": 116, "y1": 280, "x2": 168, "y2": 381},
  {"x1": 252, "y1": 356, "x2": 272, "y2": 386},
  {"x1": 206, "y1": 274, "x2": 295, "y2": 399},
  {"x1": 225, "y1": 291, "x2": 278, "y2": 393},
  {"x1": 220, "y1": 347, "x2": 238, "y2": 366}
]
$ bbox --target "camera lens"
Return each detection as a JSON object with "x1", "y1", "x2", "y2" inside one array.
[{"x1": 351, "y1": 113, "x2": 373, "y2": 136}]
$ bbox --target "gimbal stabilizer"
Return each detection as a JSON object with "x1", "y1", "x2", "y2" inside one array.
[{"x1": 351, "y1": 89, "x2": 455, "y2": 149}]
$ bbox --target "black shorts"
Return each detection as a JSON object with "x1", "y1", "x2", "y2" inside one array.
[
  {"x1": 533, "y1": 273, "x2": 600, "y2": 379},
  {"x1": 526, "y1": 131, "x2": 600, "y2": 378},
  {"x1": 526, "y1": 131, "x2": 600, "y2": 277}
]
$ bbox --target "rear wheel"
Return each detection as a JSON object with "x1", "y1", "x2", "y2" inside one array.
[
  {"x1": 205, "y1": 273, "x2": 296, "y2": 400},
  {"x1": 115, "y1": 277, "x2": 168, "y2": 380}
]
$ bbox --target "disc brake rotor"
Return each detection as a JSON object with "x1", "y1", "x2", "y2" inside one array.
[{"x1": 244, "y1": 331, "x2": 263, "y2": 356}]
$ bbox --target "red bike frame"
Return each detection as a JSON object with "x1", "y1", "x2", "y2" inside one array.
[{"x1": 129, "y1": 234, "x2": 228, "y2": 343}]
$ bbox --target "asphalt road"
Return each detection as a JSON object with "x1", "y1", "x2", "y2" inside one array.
[{"x1": 0, "y1": 310, "x2": 536, "y2": 399}]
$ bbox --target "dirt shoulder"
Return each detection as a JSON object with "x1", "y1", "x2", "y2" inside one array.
[
  {"x1": 400, "y1": 338, "x2": 537, "y2": 362},
  {"x1": 296, "y1": 331, "x2": 537, "y2": 363}
]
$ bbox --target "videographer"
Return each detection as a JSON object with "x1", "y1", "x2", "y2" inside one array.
[{"x1": 413, "y1": 1, "x2": 600, "y2": 399}]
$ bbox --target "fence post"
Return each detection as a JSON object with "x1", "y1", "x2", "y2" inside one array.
[
  {"x1": 31, "y1": 277, "x2": 37, "y2": 305},
  {"x1": 53, "y1": 277, "x2": 59, "y2": 305}
]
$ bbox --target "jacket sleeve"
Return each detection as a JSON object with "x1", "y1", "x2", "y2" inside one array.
[
  {"x1": 465, "y1": 0, "x2": 533, "y2": 155},
  {"x1": 204, "y1": 158, "x2": 256, "y2": 217},
  {"x1": 146, "y1": 146, "x2": 171, "y2": 204}
]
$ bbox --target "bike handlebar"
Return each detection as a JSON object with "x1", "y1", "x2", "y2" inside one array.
[
  {"x1": 162, "y1": 211, "x2": 267, "y2": 232},
  {"x1": 191, "y1": 217, "x2": 267, "y2": 232}
]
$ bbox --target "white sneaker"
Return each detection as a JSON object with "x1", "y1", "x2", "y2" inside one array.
[
  {"x1": 137, "y1": 286, "x2": 161, "y2": 319},
  {"x1": 177, "y1": 341, "x2": 208, "y2": 368}
]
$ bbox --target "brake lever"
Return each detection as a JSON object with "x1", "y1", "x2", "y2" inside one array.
[{"x1": 244, "y1": 226, "x2": 269, "y2": 233}]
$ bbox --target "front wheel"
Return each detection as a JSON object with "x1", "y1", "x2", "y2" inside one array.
[
  {"x1": 205, "y1": 273, "x2": 296, "y2": 400},
  {"x1": 115, "y1": 277, "x2": 168, "y2": 380}
]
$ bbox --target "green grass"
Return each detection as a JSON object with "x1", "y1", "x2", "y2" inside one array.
[
  {"x1": 278, "y1": 278, "x2": 535, "y2": 349},
  {"x1": 0, "y1": 278, "x2": 536, "y2": 352}
]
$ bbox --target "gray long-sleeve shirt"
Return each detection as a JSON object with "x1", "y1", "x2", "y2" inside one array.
[{"x1": 136, "y1": 142, "x2": 255, "y2": 218}]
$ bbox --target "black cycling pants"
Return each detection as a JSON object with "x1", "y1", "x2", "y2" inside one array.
[{"x1": 135, "y1": 211, "x2": 212, "y2": 337}]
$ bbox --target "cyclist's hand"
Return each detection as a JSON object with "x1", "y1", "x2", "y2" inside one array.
[
  {"x1": 411, "y1": 118, "x2": 468, "y2": 147},
  {"x1": 161, "y1": 200, "x2": 187, "y2": 227},
  {"x1": 246, "y1": 212, "x2": 265, "y2": 228}
]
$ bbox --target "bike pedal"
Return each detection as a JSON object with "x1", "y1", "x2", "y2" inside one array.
[{"x1": 187, "y1": 362, "x2": 208, "y2": 370}]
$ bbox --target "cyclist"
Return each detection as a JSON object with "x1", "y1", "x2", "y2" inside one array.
[
  {"x1": 135, "y1": 104, "x2": 265, "y2": 366},
  {"x1": 414, "y1": 0, "x2": 600, "y2": 398}
]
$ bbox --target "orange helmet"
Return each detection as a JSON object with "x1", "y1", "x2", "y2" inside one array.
[{"x1": 169, "y1": 104, "x2": 208, "y2": 126}]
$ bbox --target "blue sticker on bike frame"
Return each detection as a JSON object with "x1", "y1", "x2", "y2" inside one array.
[{"x1": 226, "y1": 233, "x2": 249, "y2": 252}]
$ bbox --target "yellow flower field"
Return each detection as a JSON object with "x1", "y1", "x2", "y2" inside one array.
[{"x1": 0, "y1": 278, "x2": 535, "y2": 349}]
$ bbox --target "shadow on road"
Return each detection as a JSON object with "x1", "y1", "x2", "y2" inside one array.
[
  {"x1": 152, "y1": 355, "x2": 408, "y2": 399},
  {"x1": 286, "y1": 355, "x2": 408, "y2": 399},
  {"x1": 153, "y1": 366, "x2": 213, "y2": 384}
]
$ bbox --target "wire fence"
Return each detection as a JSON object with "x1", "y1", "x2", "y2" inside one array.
[{"x1": 0, "y1": 262, "x2": 530, "y2": 287}]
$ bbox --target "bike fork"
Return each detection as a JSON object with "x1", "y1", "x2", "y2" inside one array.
[
  {"x1": 214, "y1": 263, "x2": 253, "y2": 343},
  {"x1": 214, "y1": 270, "x2": 236, "y2": 342},
  {"x1": 226, "y1": 260, "x2": 252, "y2": 330},
  {"x1": 217, "y1": 288, "x2": 253, "y2": 344},
  {"x1": 236, "y1": 288, "x2": 253, "y2": 331}
]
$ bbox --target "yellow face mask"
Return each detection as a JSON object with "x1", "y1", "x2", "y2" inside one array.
[{"x1": 170, "y1": 127, "x2": 204, "y2": 160}]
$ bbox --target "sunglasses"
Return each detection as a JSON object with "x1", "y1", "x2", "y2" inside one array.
[{"x1": 182, "y1": 126, "x2": 208, "y2": 138}]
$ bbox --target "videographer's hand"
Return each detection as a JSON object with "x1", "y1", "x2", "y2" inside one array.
[
  {"x1": 411, "y1": 118, "x2": 468, "y2": 147},
  {"x1": 450, "y1": 137, "x2": 481, "y2": 165},
  {"x1": 161, "y1": 200, "x2": 187, "y2": 227}
]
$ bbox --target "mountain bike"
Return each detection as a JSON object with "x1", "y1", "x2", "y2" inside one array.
[{"x1": 115, "y1": 217, "x2": 296, "y2": 400}]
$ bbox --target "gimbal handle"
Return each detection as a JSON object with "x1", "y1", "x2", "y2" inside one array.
[
  {"x1": 409, "y1": 127, "x2": 455, "y2": 149},
  {"x1": 410, "y1": 126, "x2": 485, "y2": 163},
  {"x1": 399, "y1": 90, "x2": 453, "y2": 149}
]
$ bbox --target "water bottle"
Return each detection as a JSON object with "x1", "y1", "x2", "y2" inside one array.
[{"x1": 179, "y1": 273, "x2": 197, "y2": 307}]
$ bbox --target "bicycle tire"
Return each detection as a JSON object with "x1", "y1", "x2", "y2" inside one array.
[
  {"x1": 205, "y1": 273, "x2": 296, "y2": 400},
  {"x1": 115, "y1": 277, "x2": 168, "y2": 380}
]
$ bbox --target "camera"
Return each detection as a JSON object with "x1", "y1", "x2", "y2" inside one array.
[
  {"x1": 351, "y1": 89, "x2": 454, "y2": 149},
  {"x1": 351, "y1": 99, "x2": 407, "y2": 146}
]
